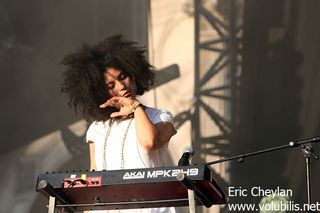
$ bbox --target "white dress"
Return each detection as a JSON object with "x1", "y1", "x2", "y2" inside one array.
[{"x1": 86, "y1": 107, "x2": 176, "y2": 213}]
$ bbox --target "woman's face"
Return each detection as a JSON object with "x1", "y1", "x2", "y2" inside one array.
[{"x1": 104, "y1": 67, "x2": 136, "y2": 98}]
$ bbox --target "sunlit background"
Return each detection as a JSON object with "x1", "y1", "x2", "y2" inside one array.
[{"x1": 0, "y1": 0, "x2": 319, "y2": 212}]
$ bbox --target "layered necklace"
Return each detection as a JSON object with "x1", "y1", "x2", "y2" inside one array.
[{"x1": 102, "y1": 117, "x2": 134, "y2": 170}]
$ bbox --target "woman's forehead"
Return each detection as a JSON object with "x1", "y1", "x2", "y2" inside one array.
[{"x1": 104, "y1": 67, "x2": 122, "y2": 80}]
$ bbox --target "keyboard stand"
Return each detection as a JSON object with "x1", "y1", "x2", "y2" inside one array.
[
  {"x1": 187, "y1": 189, "x2": 196, "y2": 213},
  {"x1": 176, "y1": 172, "x2": 214, "y2": 213},
  {"x1": 48, "y1": 196, "x2": 56, "y2": 213}
]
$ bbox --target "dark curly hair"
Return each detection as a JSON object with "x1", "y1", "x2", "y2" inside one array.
[{"x1": 61, "y1": 35, "x2": 155, "y2": 122}]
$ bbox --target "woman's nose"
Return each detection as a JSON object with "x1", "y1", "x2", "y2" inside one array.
[{"x1": 116, "y1": 80, "x2": 125, "y2": 91}]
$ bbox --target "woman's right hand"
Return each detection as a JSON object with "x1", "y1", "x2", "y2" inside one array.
[{"x1": 100, "y1": 97, "x2": 140, "y2": 118}]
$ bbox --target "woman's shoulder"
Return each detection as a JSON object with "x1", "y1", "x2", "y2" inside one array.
[
  {"x1": 145, "y1": 107, "x2": 174, "y2": 124},
  {"x1": 87, "y1": 120, "x2": 108, "y2": 133},
  {"x1": 145, "y1": 107, "x2": 172, "y2": 116},
  {"x1": 145, "y1": 106, "x2": 172, "y2": 113},
  {"x1": 86, "y1": 120, "x2": 109, "y2": 143}
]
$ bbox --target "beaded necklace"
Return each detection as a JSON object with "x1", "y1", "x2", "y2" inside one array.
[{"x1": 102, "y1": 117, "x2": 134, "y2": 170}]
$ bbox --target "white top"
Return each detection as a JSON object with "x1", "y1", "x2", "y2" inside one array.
[{"x1": 86, "y1": 107, "x2": 176, "y2": 213}]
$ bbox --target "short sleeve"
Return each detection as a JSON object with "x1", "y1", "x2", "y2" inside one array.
[
  {"x1": 86, "y1": 122, "x2": 95, "y2": 143},
  {"x1": 86, "y1": 121, "x2": 104, "y2": 143},
  {"x1": 148, "y1": 109, "x2": 174, "y2": 124}
]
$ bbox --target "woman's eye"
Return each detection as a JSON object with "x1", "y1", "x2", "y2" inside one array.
[
  {"x1": 119, "y1": 73, "x2": 128, "y2": 80},
  {"x1": 107, "y1": 83, "x2": 114, "y2": 89}
]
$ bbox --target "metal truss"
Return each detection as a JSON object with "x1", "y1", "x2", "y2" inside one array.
[{"x1": 174, "y1": 0, "x2": 243, "y2": 187}]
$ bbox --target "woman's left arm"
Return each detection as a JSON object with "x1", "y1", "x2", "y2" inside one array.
[
  {"x1": 133, "y1": 105, "x2": 175, "y2": 151},
  {"x1": 99, "y1": 97, "x2": 175, "y2": 151}
]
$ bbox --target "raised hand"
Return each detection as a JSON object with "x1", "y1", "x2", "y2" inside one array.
[{"x1": 99, "y1": 97, "x2": 140, "y2": 118}]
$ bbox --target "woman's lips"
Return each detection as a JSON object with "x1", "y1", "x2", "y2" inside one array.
[{"x1": 123, "y1": 92, "x2": 131, "y2": 97}]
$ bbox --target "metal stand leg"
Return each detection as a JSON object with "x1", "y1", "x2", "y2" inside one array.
[
  {"x1": 48, "y1": 196, "x2": 57, "y2": 213},
  {"x1": 188, "y1": 190, "x2": 196, "y2": 213},
  {"x1": 177, "y1": 172, "x2": 213, "y2": 212},
  {"x1": 301, "y1": 145, "x2": 319, "y2": 213},
  {"x1": 305, "y1": 157, "x2": 311, "y2": 206}
]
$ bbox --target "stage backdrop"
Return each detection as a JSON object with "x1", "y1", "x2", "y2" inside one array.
[
  {"x1": 1, "y1": 0, "x2": 320, "y2": 213},
  {"x1": 0, "y1": 0, "x2": 148, "y2": 212}
]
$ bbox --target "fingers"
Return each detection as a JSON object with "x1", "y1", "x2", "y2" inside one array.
[
  {"x1": 99, "y1": 97, "x2": 135, "y2": 108},
  {"x1": 99, "y1": 97, "x2": 121, "y2": 108},
  {"x1": 110, "y1": 112, "x2": 121, "y2": 118},
  {"x1": 99, "y1": 102, "x2": 108, "y2": 108},
  {"x1": 110, "y1": 111, "x2": 132, "y2": 118},
  {"x1": 99, "y1": 97, "x2": 132, "y2": 118}
]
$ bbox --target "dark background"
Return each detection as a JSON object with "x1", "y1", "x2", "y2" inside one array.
[
  {"x1": 230, "y1": 0, "x2": 320, "y2": 207},
  {"x1": 0, "y1": 0, "x2": 319, "y2": 212},
  {"x1": 0, "y1": 0, "x2": 148, "y2": 212},
  {"x1": 0, "y1": 0, "x2": 148, "y2": 155}
]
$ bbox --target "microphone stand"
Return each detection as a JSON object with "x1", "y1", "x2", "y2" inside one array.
[
  {"x1": 301, "y1": 144, "x2": 319, "y2": 211},
  {"x1": 204, "y1": 137, "x2": 320, "y2": 210}
]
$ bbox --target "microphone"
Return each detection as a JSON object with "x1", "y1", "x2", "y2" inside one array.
[{"x1": 178, "y1": 145, "x2": 194, "y2": 166}]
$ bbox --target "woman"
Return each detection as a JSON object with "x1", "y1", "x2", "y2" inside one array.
[{"x1": 61, "y1": 35, "x2": 176, "y2": 213}]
